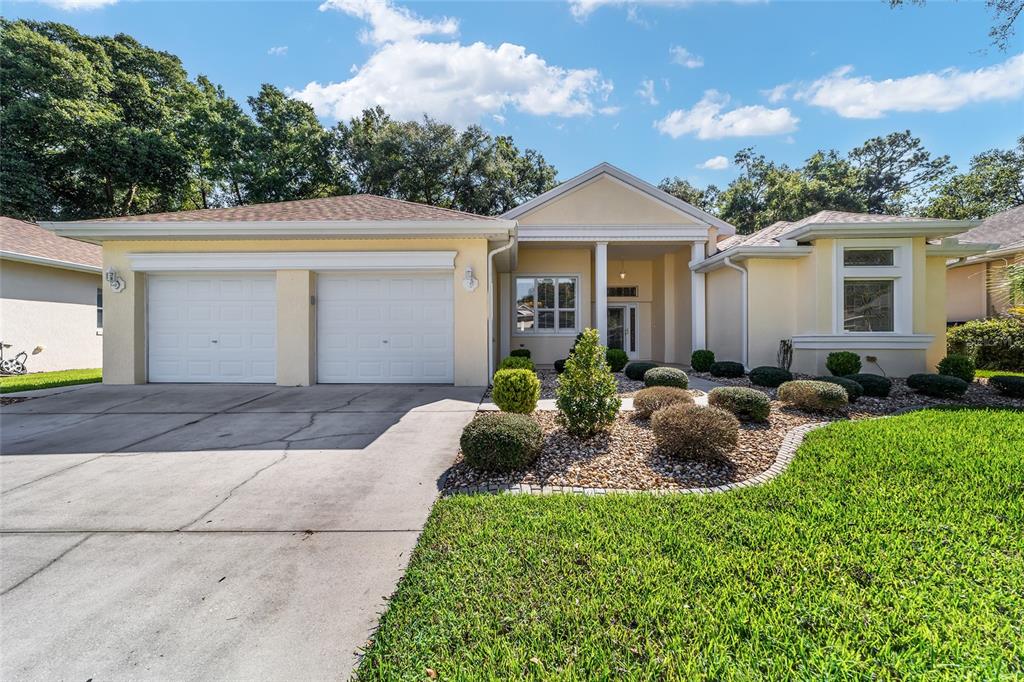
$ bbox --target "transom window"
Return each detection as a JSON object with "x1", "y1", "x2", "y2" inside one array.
[
  {"x1": 837, "y1": 241, "x2": 909, "y2": 334},
  {"x1": 843, "y1": 249, "x2": 894, "y2": 267},
  {"x1": 516, "y1": 276, "x2": 577, "y2": 334}
]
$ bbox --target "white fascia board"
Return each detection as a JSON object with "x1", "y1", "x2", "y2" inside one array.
[
  {"x1": 502, "y1": 162, "x2": 737, "y2": 235},
  {"x1": 128, "y1": 251, "x2": 458, "y2": 272},
  {"x1": 792, "y1": 333, "x2": 934, "y2": 350},
  {"x1": 0, "y1": 251, "x2": 101, "y2": 274},
  {"x1": 518, "y1": 224, "x2": 711, "y2": 242},
  {"x1": 948, "y1": 242, "x2": 1023, "y2": 266},
  {"x1": 927, "y1": 242, "x2": 999, "y2": 259},
  {"x1": 39, "y1": 220, "x2": 515, "y2": 242},
  {"x1": 779, "y1": 220, "x2": 981, "y2": 242},
  {"x1": 691, "y1": 246, "x2": 813, "y2": 272}
]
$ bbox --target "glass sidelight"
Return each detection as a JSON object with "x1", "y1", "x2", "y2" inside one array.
[{"x1": 607, "y1": 305, "x2": 638, "y2": 358}]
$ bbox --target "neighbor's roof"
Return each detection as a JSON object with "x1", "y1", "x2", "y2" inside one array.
[
  {"x1": 0, "y1": 216, "x2": 102, "y2": 272},
  {"x1": 951, "y1": 204, "x2": 1024, "y2": 247},
  {"x1": 716, "y1": 221, "x2": 794, "y2": 250}
]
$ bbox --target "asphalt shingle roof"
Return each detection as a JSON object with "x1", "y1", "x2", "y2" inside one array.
[
  {"x1": 1, "y1": 216, "x2": 102, "y2": 269},
  {"x1": 951, "y1": 204, "x2": 1024, "y2": 247}
]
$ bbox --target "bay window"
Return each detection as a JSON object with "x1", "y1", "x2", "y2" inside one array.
[{"x1": 515, "y1": 276, "x2": 577, "y2": 334}]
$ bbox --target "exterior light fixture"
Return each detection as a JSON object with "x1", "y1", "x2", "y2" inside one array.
[{"x1": 463, "y1": 266, "x2": 479, "y2": 291}]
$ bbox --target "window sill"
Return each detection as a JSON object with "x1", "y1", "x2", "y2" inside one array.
[
  {"x1": 792, "y1": 333, "x2": 934, "y2": 350},
  {"x1": 511, "y1": 331, "x2": 579, "y2": 338}
]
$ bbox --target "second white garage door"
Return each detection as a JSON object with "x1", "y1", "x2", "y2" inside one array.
[{"x1": 317, "y1": 273, "x2": 454, "y2": 383}]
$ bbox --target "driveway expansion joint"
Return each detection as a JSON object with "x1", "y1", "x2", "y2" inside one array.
[{"x1": 0, "y1": 532, "x2": 94, "y2": 596}]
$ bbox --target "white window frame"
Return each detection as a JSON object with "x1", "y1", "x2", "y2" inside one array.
[
  {"x1": 96, "y1": 286, "x2": 103, "y2": 334},
  {"x1": 833, "y1": 239, "x2": 913, "y2": 335},
  {"x1": 513, "y1": 274, "x2": 580, "y2": 336}
]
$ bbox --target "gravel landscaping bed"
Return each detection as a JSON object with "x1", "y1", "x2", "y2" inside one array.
[
  {"x1": 484, "y1": 368, "x2": 647, "y2": 399},
  {"x1": 448, "y1": 378, "x2": 1022, "y2": 493}
]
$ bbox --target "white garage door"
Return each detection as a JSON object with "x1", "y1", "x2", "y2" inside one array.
[
  {"x1": 147, "y1": 274, "x2": 277, "y2": 383},
  {"x1": 317, "y1": 273, "x2": 453, "y2": 383}
]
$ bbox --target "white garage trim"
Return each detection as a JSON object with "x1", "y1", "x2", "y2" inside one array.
[{"x1": 129, "y1": 251, "x2": 457, "y2": 272}]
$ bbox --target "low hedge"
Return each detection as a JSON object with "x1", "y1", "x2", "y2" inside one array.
[
  {"x1": 906, "y1": 373, "x2": 968, "y2": 399},
  {"x1": 643, "y1": 366, "x2": 689, "y2": 389},
  {"x1": 605, "y1": 348, "x2": 629, "y2": 373},
  {"x1": 708, "y1": 386, "x2": 771, "y2": 422},
  {"x1": 778, "y1": 380, "x2": 848, "y2": 412},
  {"x1": 509, "y1": 348, "x2": 531, "y2": 359},
  {"x1": 844, "y1": 373, "x2": 892, "y2": 398},
  {"x1": 459, "y1": 413, "x2": 543, "y2": 472},
  {"x1": 690, "y1": 349, "x2": 715, "y2": 372},
  {"x1": 937, "y1": 354, "x2": 976, "y2": 383},
  {"x1": 749, "y1": 366, "x2": 792, "y2": 388},
  {"x1": 632, "y1": 386, "x2": 693, "y2": 419},
  {"x1": 651, "y1": 403, "x2": 739, "y2": 460},
  {"x1": 947, "y1": 316, "x2": 1024, "y2": 370},
  {"x1": 491, "y1": 368, "x2": 541, "y2": 414},
  {"x1": 989, "y1": 375, "x2": 1024, "y2": 398},
  {"x1": 624, "y1": 361, "x2": 659, "y2": 381},
  {"x1": 826, "y1": 351, "x2": 862, "y2": 376},
  {"x1": 709, "y1": 361, "x2": 745, "y2": 378},
  {"x1": 499, "y1": 355, "x2": 534, "y2": 371},
  {"x1": 814, "y1": 375, "x2": 863, "y2": 403}
]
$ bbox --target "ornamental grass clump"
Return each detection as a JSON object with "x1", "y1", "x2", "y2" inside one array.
[
  {"x1": 709, "y1": 361, "x2": 745, "y2": 378},
  {"x1": 826, "y1": 351, "x2": 862, "y2": 376},
  {"x1": 555, "y1": 328, "x2": 622, "y2": 437},
  {"x1": 690, "y1": 349, "x2": 715, "y2": 372},
  {"x1": 459, "y1": 413, "x2": 542, "y2": 472},
  {"x1": 632, "y1": 386, "x2": 693, "y2": 419},
  {"x1": 906, "y1": 373, "x2": 968, "y2": 399},
  {"x1": 499, "y1": 355, "x2": 534, "y2": 371},
  {"x1": 643, "y1": 367, "x2": 689, "y2": 389},
  {"x1": 491, "y1": 368, "x2": 540, "y2": 414},
  {"x1": 707, "y1": 386, "x2": 771, "y2": 422},
  {"x1": 624, "y1": 361, "x2": 659, "y2": 381},
  {"x1": 749, "y1": 366, "x2": 792, "y2": 388},
  {"x1": 814, "y1": 375, "x2": 863, "y2": 403},
  {"x1": 778, "y1": 380, "x2": 848, "y2": 412},
  {"x1": 650, "y1": 404, "x2": 739, "y2": 460},
  {"x1": 937, "y1": 353, "x2": 976, "y2": 383}
]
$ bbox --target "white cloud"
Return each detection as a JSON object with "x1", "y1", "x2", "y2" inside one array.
[
  {"x1": 492, "y1": 114, "x2": 506, "y2": 125},
  {"x1": 570, "y1": 0, "x2": 684, "y2": 19},
  {"x1": 268, "y1": 46, "x2": 289, "y2": 56},
  {"x1": 39, "y1": 0, "x2": 116, "y2": 9},
  {"x1": 319, "y1": 0, "x2": 458, "y2": 45},
  {"x1": 698, "y1": 155, "x2": 729, "y2": 170},
  {"x1": 636, "y1": 79, "x2": 658, "y2": 105},
  {"x1": 761, "y1": 83, "x2": 790, "y2": 103},
  {"x1": 669, "y1": 46, "x2": 703, "y2": 69},
  {"x1": 655, "y1": 90, "x2": 799, "y2": 139},
  {"x1": 794, "y1": 54, "x2": 1024, "y2": 118}
]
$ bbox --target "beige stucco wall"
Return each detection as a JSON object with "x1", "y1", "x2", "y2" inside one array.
[
  {"x1": 947, "y1": 262, "x2": 988, "y2": 322},
  {"x1": 746, "y1": 259, "x2": 797, "y2": 368},
  {"x1": 101, "y1": 238, "x2": 490, "y2": 386},
  {"x1": 705, "y1": 266, "x2": 743, "y2": 364},
  {"x1": 0, "y1": 259, "x2": 103, "y2": 372},
  {"x1": 517, "y1": 175, "x2": 701, "y2": 226}
]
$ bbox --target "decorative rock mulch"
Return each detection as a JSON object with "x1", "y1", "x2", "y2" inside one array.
[{"x1": 484, "y1": 368, "x2": 646, "y2": 400}]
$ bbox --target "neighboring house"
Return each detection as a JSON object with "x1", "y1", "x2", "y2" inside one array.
[
  {"x1": 42, "y1": 164, "x2": 989, "y2": 386},
  {"x1": 946, "y1": 205, "x2": 1024, "y2": 322},
  {"x1": 1, "y1": 216, "x2": 104, "y2": 372}
]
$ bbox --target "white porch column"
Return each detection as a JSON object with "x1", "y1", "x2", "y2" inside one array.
[
  {"x1": 594, "y1": 241, "x2": 608, "y2": 345},
  {"x1": 691, "y1": 241, "x2": 707, "y2": 353}
]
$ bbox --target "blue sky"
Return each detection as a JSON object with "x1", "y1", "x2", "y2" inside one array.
[{"x1": 8, "y1": 0, "x2": 1024, "y2": 188}]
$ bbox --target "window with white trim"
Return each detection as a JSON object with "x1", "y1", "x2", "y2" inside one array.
[
  {"x1": 515, "y1": 276, "x2": 577, "y2": 334},
  {"x1": 96, "y1": 287, "x2": 103, "y2": 330},
  {"x1": 837, "y1": 242, "x2": 911, "y2": 334}
]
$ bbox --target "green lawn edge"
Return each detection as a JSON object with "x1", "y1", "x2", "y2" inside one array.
[{"x1": 0, "y1": 368, "x2": 102, "y2": 394}]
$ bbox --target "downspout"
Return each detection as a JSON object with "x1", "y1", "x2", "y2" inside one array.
[
  {"x1": 722, "y1": 257, "x2": 749, "y2": 369},
  {"x1": 487, "y1": 230, "x2": 517, "y2": 382}
]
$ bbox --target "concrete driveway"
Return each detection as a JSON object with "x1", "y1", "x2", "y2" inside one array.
[{"x1": 0, "y1": 382, "x2": 483, "y2": 681}]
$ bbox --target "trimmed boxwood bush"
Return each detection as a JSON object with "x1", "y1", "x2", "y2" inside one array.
[
  {"x1": 844, "y1": 373, "x2": 892, "y2": 398},
  {"x1": 989, "y1": 375, "x2": 1024, "y2": 398},
  {"x1": 509, "y1": 348, "x2": 531, "y2": 359},
  {"x1": 690, "y1": 349, "x2": 715, "y2": 372},
  {"x1": 907, "y1": 373, "x2": 968, "y2": 399},
  {"x1": 709, "y1": 361, "x2": 745, "y2": 378},
  {"x1": 499, "y1": 355, "x2": 534, "y2": 371},
  {"x1": 708, "y1": 386, "x2": 771, "y2": 422},
  {"x1": 460, "y1": 413, "x2": 542, "y2": 472},
  {"x1": 947, "y1": 316, "x2": 1024, "y2": 370},
  {"x1": 632, "y1": 386, "x2": 693, "y2": 419},
  {"x1": 826, "y1": 351, "x2": 862, "y2": 376},
  {"x1": 778, "y1": 380, "x2": 848, "y2": 412},
  {"x1": 553, "y1": 359, "x2": 567, "y2": 374},
  {"x1": 651, "y1": 404, "x2": 739, "y2": 460},
  {"x1": 749, "y1": 366, "x2": 792, "y2": 388},
  {"x1": 814, "y1": 375, "x2": 863, "y2": 403},
  {"x1": 556, "y1": 329, "x2": 621, "y2": 437},
  {"x1": 491, "y1": 368, "x2": 540, "y2": 414},
  {"x1": 937, "y1": 354, "x2": 976, "y2": 383},
  {"x1": 643, "y1": 366, "x2": 689, "y2": 389},
  {"x1": 624, "y1": 361, "x2": 659, "y2": 381},
  {"x1": 606, "y1": 348, "x2": 629, "y2": 372}
]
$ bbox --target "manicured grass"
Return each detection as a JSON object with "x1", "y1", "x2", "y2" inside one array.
[
  {"x1": 357, "y1": 409, "x2": 1024, "y2": 680},
  {"x1": 976, "y1": 369, "x2": 1024, "y2": 378},
  {"x1": 0, "y1": 368, "x2": 101, "y2": 393}
]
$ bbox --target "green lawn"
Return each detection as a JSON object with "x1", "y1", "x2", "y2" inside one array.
[
  {"x1": 976, "y1": 369, "x2": 1024, "y2": 378},
  {"x1": 357, "y1": 409, "x2": 1024, "y2": 680},
  {"x1": 0, "y1": 368, "x2": 101, "y2": 393}
]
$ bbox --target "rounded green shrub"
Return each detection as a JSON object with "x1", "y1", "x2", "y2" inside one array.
[
  {"x1": 749, "y1": 366, "x2": 793, "y2": 388},
  {"x1": 844, "y1": 373, "x2": 892, "y2": 398},
  {"x1": 460, "y1": 413, "x2": 543, "y2": 472},
  {"x1": 605, "y1": 348, "x2": 629, "y2": 372},
  {"x1": 651, "y1": 404, "x2": 739, "y2": 460},
  {"x1": 708, "y1": 386, "x2": 771, "y2": 422},
  {"x1": 989, "y1": 375, "x2": 1024, "y2": 398},
  {"x1": 709, "y1": 361, "x2": 745, "y2": 378},
  {"x1": 491, "y1": 368, "x2": 541, "y2": 414},
  {"x1": 553, "y1": 359, "x2": 567, "y2": 374},
  {"x1": 814, "y1": 375, "x2": 863, "y2": 402},
  {"x1": 643, "y1": 366, "x2": 689, "y2": 389},
  {"x1": 826, "y1": 351, "x2": 862, "y2": 376},
  {"x1": 906, "y1": 373, "x2": 968, "y2": 399},
  {"x1": 499, "y1": 355, "x2": 534, "y2": 371},
  {"x1": 778, "y1": 380, "x2": 848, "y2": 412},
  {"x1": 937, "y1": 354, "x2": 976, "y2": 383},
  {"x1": 624, "y1": 361, "x2": 659, "y2": 381},
  {"x1": 690, "y1": 349, "x2": 715, "y2": 372},
  {"x1": 556, "y1": 329, "x2": 622, "y2": 437},
  {"x1": 509, "y1": 348, "x2": 531, "y2": 359},
  {"x1": 632, "y1": 386, "x2": 693, "y2": 419},
  {"x1": 947, "y1": 316, "x2": 1024, "y2": 370}
]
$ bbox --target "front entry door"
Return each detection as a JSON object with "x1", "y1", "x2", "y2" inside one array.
[{"x1": 607, "y1": 305, "x2": 638, "y2": 359}]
